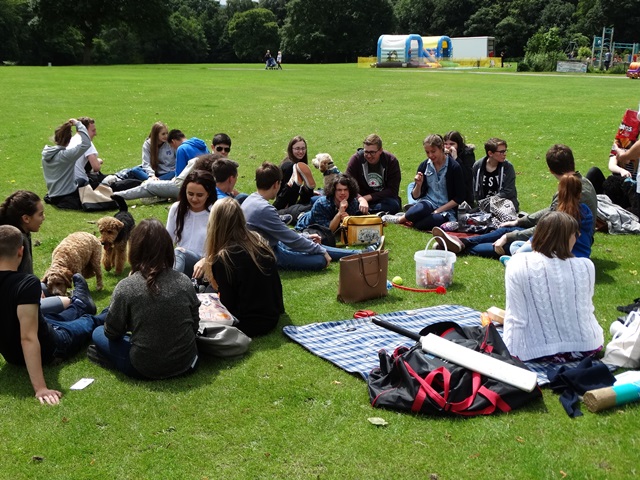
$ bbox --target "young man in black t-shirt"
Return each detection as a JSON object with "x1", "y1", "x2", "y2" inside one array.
[{"x1": 0, "y1": 225, "x2": 101, "y2": 404}]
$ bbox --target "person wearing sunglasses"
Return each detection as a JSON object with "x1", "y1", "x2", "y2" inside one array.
[
  {"x1": 345, "y1": 133, "x2": 401, "y2": 214},
  {"x1": 471, "y1": 137, "x2": 519, "y2": 211},
  {"x1": 211, "y1": 133, "x2": 232, "y2": 157}
]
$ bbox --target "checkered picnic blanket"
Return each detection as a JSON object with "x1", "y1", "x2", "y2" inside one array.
[{"x1": 282, "y1": 304, "x2": 612, "y2": 387}]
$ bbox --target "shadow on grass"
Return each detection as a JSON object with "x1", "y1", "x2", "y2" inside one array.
[{"x1": 592, "y1": 256, "x2": 619, "y2": 285}]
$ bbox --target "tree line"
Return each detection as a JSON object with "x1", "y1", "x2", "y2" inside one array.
[{"x1": 1, "y1": 0, "x2": 638, "y2": 66}]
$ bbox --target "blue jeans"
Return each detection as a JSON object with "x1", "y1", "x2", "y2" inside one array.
[
  {"x1": 405, "y1": 200, "x2": 449, "y2": 231},
  {"x1": 92, "y1": 326, "x2": 143, "y2": 378},
  {"x1": 174, "y1": 248, "x2": 201, "y2": 278},
  {"x1": 40, "y1": 296, "x2": 65, "y2": 315},
  {"x1": 46, "y1": 307, "x2": 107, "y2": 359},
  {"x1": 368, "y1": 197, "x2": 401, "y2": 215},
  {"x1": 462, "y1": 226, "x2": 523, "y2": 258},
  {"x1": 275, "y1": 242, "x2": 362, "y2": 270},
  {"x1": 128, "y1": 166, "x2": 174, "y2": 181}
]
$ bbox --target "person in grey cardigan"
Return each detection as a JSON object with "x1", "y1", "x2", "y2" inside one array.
[
  {"x1": 41, "y1": 118, "x2": 91, "y2": 210},
  {"x1": 90, "y1": 219, "x2": 200, "y2": 379},
  {"x1": 471, "y1": 137, "x2": 519, "y2": 211}
]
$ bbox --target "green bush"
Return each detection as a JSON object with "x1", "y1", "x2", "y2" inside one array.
[{"x1": 521, "y1": 51, "x2": 568, "y2": 72}]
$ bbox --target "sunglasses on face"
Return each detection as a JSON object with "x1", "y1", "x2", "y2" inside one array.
[{"x1": 215, "y1": 146, "x2": 231, "y2": 153}]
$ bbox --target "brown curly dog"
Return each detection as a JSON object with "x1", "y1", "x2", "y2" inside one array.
[
  {"x1": 96, "y1": 206, "x2": 135, "y2": 275},
  {"x1": 42, "y1": 231, "x2": 103, "y2": 296}
]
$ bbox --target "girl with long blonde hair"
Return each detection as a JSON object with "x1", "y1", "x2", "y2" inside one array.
[{"x1": 205, "y1": 197, "x2": 283, "y2": 337}]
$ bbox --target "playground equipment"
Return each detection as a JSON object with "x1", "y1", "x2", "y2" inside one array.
[
  {"x1": 592, "y1": 27, "x2": 640, "y2": 69},
  {"x1": 376, "y1": 34, "x2": 451, "y2": 68}
]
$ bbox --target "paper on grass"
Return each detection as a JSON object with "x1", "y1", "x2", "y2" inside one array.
[{"x1": 70, "y1": 378, "x2": 94, "y2": 390}]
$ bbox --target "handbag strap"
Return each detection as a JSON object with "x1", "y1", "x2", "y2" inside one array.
[
  {"x1": 358, "y1": 252, "x2": 382, "y2": 288},
  {"x1": 404, "y1": 361, "x2": 498, "y2": 416}
]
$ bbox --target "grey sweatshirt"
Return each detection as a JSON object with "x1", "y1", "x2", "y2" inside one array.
[{"x1": 41, "y1": 121, "x2": 91, "y2": 197}]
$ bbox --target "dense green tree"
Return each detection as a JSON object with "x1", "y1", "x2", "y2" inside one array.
[
  {"x1": 259, "y1": 0, "x2": 289, "y2": 25},
  {"x1": 228, "y1": 8, "x2": 279, "y2": 62},
  {"x1": 163, "y1": 12, "x2": 209, "y2": 62},
  {"x1": 30, "y1": 0, "x2": 170, "y2": 64},
  {"x1": 282, "y1": 0, "x2": 394, "y2": 62},
  {"x1": 226, "y1": 0, "x2": 257, "y2": 17},
  {"x1": 394, "y1": 0, "x2": 436, "y2": 34},
  {"x1": 464, "y1": 5, "x2": 503, "y2": 37},
  {"x1": 429, "y1": 0, "x2": 479, "y2": 38},
  {"x1": 0, "y1": 0, "x2": 32, "y2": 61}
]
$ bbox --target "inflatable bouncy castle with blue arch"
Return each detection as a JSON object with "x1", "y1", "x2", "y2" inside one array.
[{"x1": 376, "y1": 34, "x2": 452, "y2": 68}]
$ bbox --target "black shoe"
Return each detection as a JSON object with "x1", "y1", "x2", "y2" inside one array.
[
  {"x1": 71, "y1": 273, "x2": 96, "y2": 315},
  {"x1": 279, "y1": 214, "x2": 293, "y2": 226},
  {"x1": 617, "y1": 297, "x2": 640, "y2": 314},
  {"x1": 87, "y1": 344, "x2": 115, "y2": 370}
]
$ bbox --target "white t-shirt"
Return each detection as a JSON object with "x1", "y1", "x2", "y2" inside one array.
[
  {"x1": 69, "y1": 133, "x2": 98, "y2": 183},
  {"x1": 166, "y1": 202, "x2": 210, "y2": 256}
]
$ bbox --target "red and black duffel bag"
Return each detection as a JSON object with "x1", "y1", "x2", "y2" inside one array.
[{"x1": 367, "y1": 321, "x2": 542, "y2": 416}]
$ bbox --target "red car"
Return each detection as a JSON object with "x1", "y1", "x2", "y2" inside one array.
[{"x1": 627, "y1": 62, "x2": 640, "y2": 79}]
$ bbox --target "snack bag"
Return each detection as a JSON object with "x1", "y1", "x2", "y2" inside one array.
[{"x1": 611, "y1": 109, "x2": 640, "y2": 155}]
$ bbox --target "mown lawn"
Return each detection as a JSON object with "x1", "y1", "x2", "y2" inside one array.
[{"x1": 0, "y1": 63, "x2": 639, "y2": 479}]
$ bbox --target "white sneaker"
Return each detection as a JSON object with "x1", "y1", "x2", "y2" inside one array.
[
  {"x1": 382, "y1": 214, "x2": 403, "y2": 224},
  {"x1": 101, "y1": 174, "x2": 118, "y2": 186}
]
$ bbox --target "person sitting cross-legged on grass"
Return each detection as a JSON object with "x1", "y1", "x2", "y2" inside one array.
[
  {"x1": 345, "y1": 133, "x2": 402, "y2": 215},
  {"x1": 432, "y1": 144, "x2": 597, "y2": 259},
  {"x1": 0, "y1": 225, "x2": 102, "y2": 405},
  {"x1": 166, "y1": 170, "x2": 217, "y2": 280},
  {"x1": 503, "y1": 211, "x2": 603, "y2": 362},
  {"x1": 242, "y1": 163, "x2": 381, "y2": 271},
  {"x1": 383, "y1": 134, "x2": 465, "y2": 230},
  {"x1": 205, "y1": 197, "x2": 284, "y2": 337},
  {"x1": 89, "y1": 219, "x2": 200, "y2": 379},
  {"x1": 472, "y1": 137, "x2": 519, "y2": 211},
  {"x1": 41, "y1": 118, "x2": 91, "y2": 210},
  {"x1": 294, "y1": 174, "x2": 361, "y2": 236}
]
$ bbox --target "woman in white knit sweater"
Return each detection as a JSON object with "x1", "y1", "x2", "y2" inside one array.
[{"x1": 503, "y1": 211, "x2": 603, "y2": 361}]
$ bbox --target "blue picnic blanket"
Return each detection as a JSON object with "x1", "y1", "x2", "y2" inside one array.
[{"x1": 282, "y1": 304, "x2": 612, "y2": 387}]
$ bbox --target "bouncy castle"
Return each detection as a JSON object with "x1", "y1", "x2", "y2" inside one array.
[{"x1": 376, "y1": 34, "x2": 452, "y2": 68}]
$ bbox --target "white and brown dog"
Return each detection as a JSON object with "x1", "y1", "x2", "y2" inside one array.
[
  {"x1": 311, "y1": 153, "x2": 341, "y2": 191},
  {"x1": 42, "y1": 232, "x2": 103, "y2": 296},
  {"x1": 96, "y1": 196, "x2": 135, "y2": 275}
]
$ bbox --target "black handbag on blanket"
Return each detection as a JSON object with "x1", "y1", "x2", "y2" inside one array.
[{"x1": 367, "y1": 322, "x2": 542, "y2": 416}]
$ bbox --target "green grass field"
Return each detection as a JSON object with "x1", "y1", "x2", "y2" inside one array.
[{"x1": 1, "y1": 64, "x2": 639, "y2": 479}]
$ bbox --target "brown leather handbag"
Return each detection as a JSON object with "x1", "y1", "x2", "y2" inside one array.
[{"x1": 337, "y1": 250, "x2": 388, "y2": 303}]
